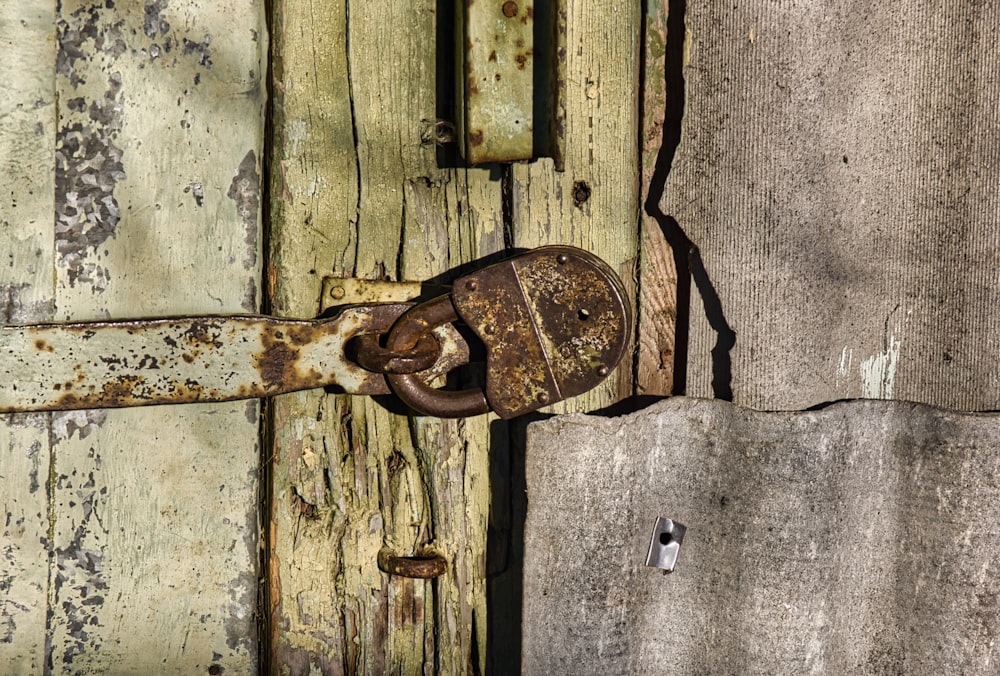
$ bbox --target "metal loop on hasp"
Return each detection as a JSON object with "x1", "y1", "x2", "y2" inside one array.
[{"x1": 384, "y1": 294, "x2": 490, "y2": 418}]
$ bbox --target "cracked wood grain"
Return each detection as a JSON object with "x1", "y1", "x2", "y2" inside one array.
[
  {"x1": 269, "y1": 1, "x2": 645, "y2": 674},
  {"x1": 268, "y1": 1, "x2": 505, "y2": 673}
]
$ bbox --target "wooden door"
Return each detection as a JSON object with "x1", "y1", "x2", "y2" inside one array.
[
  {"x1": 2, "y1": 1, "x2": 673, "y2": 672},
  {"x1": 1, "y1": 2, "x2": 266, "y2": 672},
  {"x1": 266, "y1": 0, "x2": 671, "y2": 672}
]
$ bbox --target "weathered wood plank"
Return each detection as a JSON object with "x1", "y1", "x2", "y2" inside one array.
[
  {"x1": 2, "y1": 1, "x2": 266, "y2": 671},
  {"x1": 0, "y1": 3, "x2": 58, "y2": 671},
  {"x1": 270, "y1": 0, "x2": 643, "y2": 671},
  {"x1": 636, "y1": 0, "x2": 677, "y2": 396},
  {"x1": 269, "y1": 0, "x2": 506, "y2": 672},
  {"x1": 510, "y1": 0, "x2": 643, "y2": 410}
]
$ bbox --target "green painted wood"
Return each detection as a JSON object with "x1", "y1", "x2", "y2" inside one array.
[
  {"x1": 269, "y1": 1, "x2": 503, "y2": 672},
  {"x1": 268, "y1": 0, "x2": 645, "y2": 673},
  {"x1": 0, "y1": 4, "x2": 58, "y2": 671},
  {"x1": 510, "y1": 0, "x2": 643, "y2": 410},
  {"x1": 2, "y1": 1, "x2": 266, "y2": 671}
]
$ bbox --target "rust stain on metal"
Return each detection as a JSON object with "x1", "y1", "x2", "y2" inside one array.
[
  {"x1": 459, "y1": 0, "x2": 537, "y2": 162},
  {"x1": 351, "y1": 333, "x2": 440, "y2": 374},
  {"x1": 385, "y1": 296, "x2": 490, "y2": 418},
  {"x1": 54, "y1": 374, "x2": 148, "y2": 410},
  {"x1": 183, "y1": 321, "x2": 224, "y2": 347},
  {"x1": 254, "y1": 325, "x2": 325, "y2": 393}
]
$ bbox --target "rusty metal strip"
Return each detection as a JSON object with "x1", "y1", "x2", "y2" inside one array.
[{"x1": 0, "y1": 304, "x2": 468, "y2": 412}]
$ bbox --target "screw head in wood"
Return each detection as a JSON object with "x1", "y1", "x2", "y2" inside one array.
[{"x1": 502, "y1": 1, "x2": 518, "y2": 17}]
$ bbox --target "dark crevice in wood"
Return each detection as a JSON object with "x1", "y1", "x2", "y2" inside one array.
[
  {"x1": 261, "y1": 0, "x2": 276, "y2": 671},
  {"x1": 344, "y1": 0, "x2": 363, "y2": 277},
  {"x1": 501, "y1": 165, "x2": 515, "y2": 250},
  {"x1": 485, "y1": 416, "x2": 526, "y2": 676}
]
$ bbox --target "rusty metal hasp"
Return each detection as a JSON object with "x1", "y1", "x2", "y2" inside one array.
[{"x1": 0, "y1": 246, "x2": 631, "y2": 419}]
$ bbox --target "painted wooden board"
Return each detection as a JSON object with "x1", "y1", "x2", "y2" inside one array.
[
  {"x1": 510, "y1": 0, "x2": 643, "y2": 411},
  {"x1": 0, "y1": 4, "x2": 58, "y2": 671},
  {"x1": 524, "y1": 398, "x2": 1000, "y2": 673},
  {"x1": 268, "y1": 1, "x2": 503, "y2": 672},
  {"x1": 663, "y1": 2, "x2": 1000, "y2": 410},
  {"x1": 2, "y1": 1, "x2": 266, "y2": 671},
  {"x1": 268, "y1": 0, "x2": 644, "y2": 673}
]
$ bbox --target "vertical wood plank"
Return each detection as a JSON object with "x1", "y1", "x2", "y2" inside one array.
[
  {"x1": 269, "y1": 0, "x2": 505, "y2": 672},
  {"x1": 636, "y1": 0, "x2": 677, "y2": 396},
  {"x1": 0, "y1": 3, "x2": 57, "y2": 672},
  {"x1": 510, "y1": 0, "x2": 643, "y2": 409},
  {"x1": 0, "y1": 1, "x2": 267, "y2": 671}
]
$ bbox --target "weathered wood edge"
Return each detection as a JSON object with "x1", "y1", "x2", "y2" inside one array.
[{"x1": 637, "y1": 0, "x2": 678, "y2": 396}]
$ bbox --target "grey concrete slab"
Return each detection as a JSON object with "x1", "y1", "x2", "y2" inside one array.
[
  {"x1": 523, "y1": 398, "x2": 1000, "y2": 674},
  {"x1": 662, "y1": 2, "x2": 1000, "y2": 409}
]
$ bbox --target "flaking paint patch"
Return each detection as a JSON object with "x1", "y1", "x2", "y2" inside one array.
[
  {"x1": 0, "y1": 283, "x2": 55, "y2": 323},
  {"x1": 861, "y1": 335, "x2": 902, "y2": 399},
  {"x1": 0, "y1": 413, "x2": 48, "y2": 432},
  {"x1": 1, "y1": 542, "x2": 33, "y2": 644},
  {"x1": 242, "y1": 277, "x2": 258, "y2": 312},
  {"x1": 143, "y1": 0, "x2": 170, "y2": 38},
  {"x1": 49, "y1": 449, "x2": 110, "y2": 665},
  {"x1": 227, "y1": 151, "x2": 260, "y2": 272},
  {"x1": 224, "y1": 572, "x2": 257, "y2": 652},
  {"x1": 50, "y1": 410, "x2": 108, "y2": 442},
  {"x1": 55, "y1": 7, "x2": 127, "y2": 292}
]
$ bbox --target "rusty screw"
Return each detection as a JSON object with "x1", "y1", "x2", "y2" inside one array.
[{"x1": 502, "y1": 1, "x2": 518, "y2": 17}]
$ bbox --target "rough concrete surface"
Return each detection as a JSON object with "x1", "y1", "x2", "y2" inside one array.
[
  {"x1": 523, "y1": 398, "x2": 1000, "y2": 674},
  {"x1": 664, "y1": 2, "x2": 1000, "y2": 410}
]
